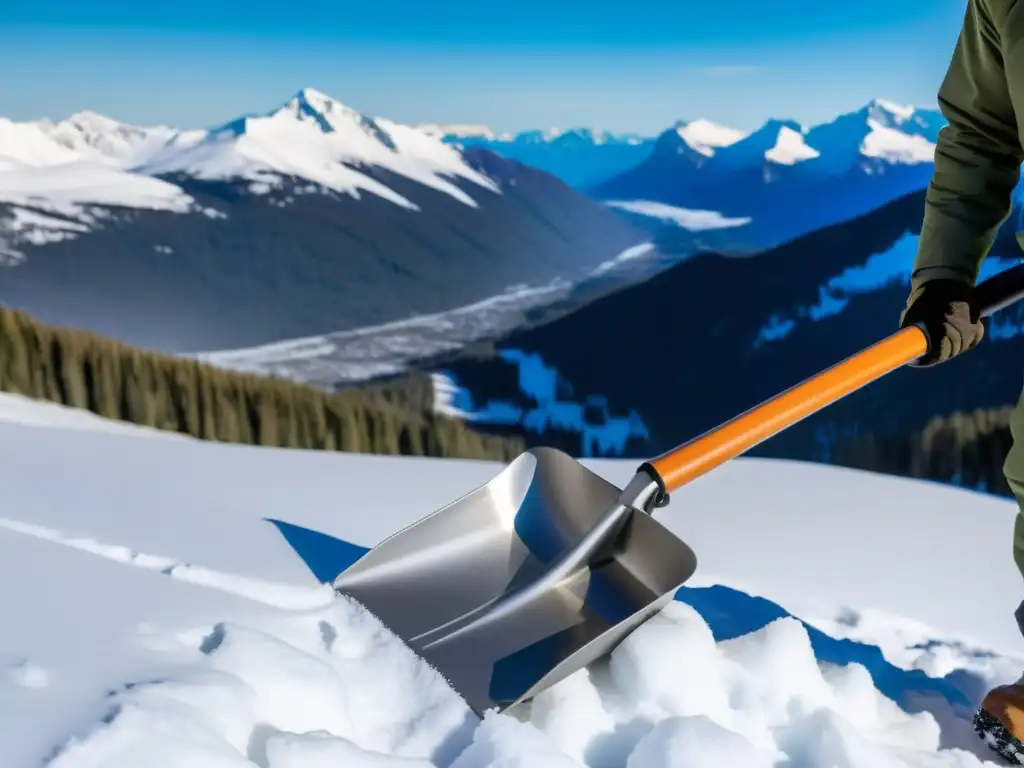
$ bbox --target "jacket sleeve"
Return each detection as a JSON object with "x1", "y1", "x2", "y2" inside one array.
[{"x1": 911, "y1": 0, "x2": 1023, "y2": 293}]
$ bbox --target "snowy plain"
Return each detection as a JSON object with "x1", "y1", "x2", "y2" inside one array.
[{"x1": 1, "y1": 391, "x2": 1022, "y2": 767}]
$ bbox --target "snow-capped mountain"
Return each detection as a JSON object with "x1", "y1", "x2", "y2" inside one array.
[
  {"x1": 0, "y1": 88, "x2": 656, "y2": 352},
  {"x1": 660, "y1": 119, "x2": 747, "y2": 159},
  {"x1": 801, "y1": 98, "x2": 942, "y2": 174},
  {"x1": 0, "y1": 111, "x2": 182, "y2": 173},
  {"x1": 37, "y1": 111, "x2": 179, "y2": 168},
  {"x1": 591, "y1": 98, "x2": 946, "y2": 248},
  {"x1": 139, "y1": 88, "x2": 501, "y2": 209},
  {"x1": 709, "y1": 119, "x2": 819, "y2": 171},
  {"x1": 586, "y1": 119, "x2": 749, "y2": 208}
]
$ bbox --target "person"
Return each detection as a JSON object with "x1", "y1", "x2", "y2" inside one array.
[{"x1": 899, "y1": 0, "x2": 1024, "y2": 759}]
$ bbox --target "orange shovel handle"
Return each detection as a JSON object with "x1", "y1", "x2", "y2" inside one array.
[{"x1": 642, "y1": 262, "x2": 1024, "y2": 497}]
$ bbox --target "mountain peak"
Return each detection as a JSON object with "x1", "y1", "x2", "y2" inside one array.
[
  {"x1": 865, "y1": 97, "x2": 916, "y2": 122},
  {"x1": 273, "y1": 87, "x2": 366, "y2": 132},
  {"x1": 63, "y1": 110, "x2": 125, "y2": 131},
  {"x1": 663, "y1": 118, "x2": 745, "y2": 156},
  {"x1": 293, "y1": 87, "x2": 338, "y2": 109},
  {"x1": 710, "y1": 118, "x2": 817, "y2": 168},
  {"x1": 673, "y1": 119, "x2": 746, "y2": 156}
]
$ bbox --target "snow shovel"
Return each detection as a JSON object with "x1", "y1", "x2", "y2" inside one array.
[{"x1": 333, "y1": 263, "x2": 1024, "y2": 717}]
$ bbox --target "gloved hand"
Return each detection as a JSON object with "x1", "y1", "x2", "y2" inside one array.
[{"x1": 899, "y1": 278, "x2": 985, "y2": 367}]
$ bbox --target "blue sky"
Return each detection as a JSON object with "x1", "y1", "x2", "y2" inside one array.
[{"x1": 0, "y1": 0, "x2": 969, "y2": 133}]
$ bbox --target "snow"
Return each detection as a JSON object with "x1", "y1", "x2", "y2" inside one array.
[
  {"x1": 36, "y1": 111, "x2": 179, "y2": 169},
  {"x1": 605, "y1": 200, "x2": 752, "y2": 230},
  {"x1": 0, "y1": 207, "x2": 90, "y2": 245},
  {"x1": 674, "y1": 119, "x2": 747, "y2": 157},
  {"x1": 0, "y1": 112, "x2": 177, "y2": 172},
  {"x1": 873, "y1": 99, "x2": 916, "y2": 121},
  {"x1": 0, "y1": 162, "x2": 196, "y2": 214},
  {"x1": 766, "y1": 125, "x2": 821, "y2": 165},
  {"x1": 1, "y1": 390, "x2": 1022, "y2": 766},
  {"x1": 799, "y1": 100, "x2": 939, "y2": 176},
  {"x1": 0, "y1": 118, "x2": 81, "y2": 167},
  {"x1": 0, "y1": 110, "x2": 214, "y2": 240},
  {"x1": 0, "y1": 391, "x2": 180, "y2": 436},
  {"x1": 591, "y1": 241, "x2": 658, "y2": 275},
  {"x1": 141, "y1": 88, "x2": 500, "y2": 210},
  {"x1": 0, "y1": 161, "x2": 212, "y2": 254},
  {"x1": 861, "y1": 119, "x2": 937, "y2": 164}
]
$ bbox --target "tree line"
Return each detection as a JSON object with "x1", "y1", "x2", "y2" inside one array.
[
  {"x1": 0, "y1": 306, "x2": 523, "y2": 461},
  {"x1": 833, "y1": 405, "x2": 1017, "y2": 496}
]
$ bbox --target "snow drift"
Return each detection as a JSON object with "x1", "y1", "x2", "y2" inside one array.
[{"x1": 0, "y1": 391, "x2": 1021, "y2": 766}]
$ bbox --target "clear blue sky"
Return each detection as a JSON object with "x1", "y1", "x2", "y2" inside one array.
[{"x1": 0, "y1": 0, "x2": 970, "y2": 133}]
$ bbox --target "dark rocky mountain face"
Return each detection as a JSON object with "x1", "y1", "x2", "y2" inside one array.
[{"x1": 0, "y1": 149, "x2": 653, "y2": 353}]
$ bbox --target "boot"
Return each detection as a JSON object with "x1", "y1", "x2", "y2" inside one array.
[{"x1": 974, "y1": 681, "x2": 1024, "y2": 764}]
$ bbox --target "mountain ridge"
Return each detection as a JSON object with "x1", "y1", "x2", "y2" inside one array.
[{"x1": 0, "y1": 88, "x2": 660, "y2": 352}]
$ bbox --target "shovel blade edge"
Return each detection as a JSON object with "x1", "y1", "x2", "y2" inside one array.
[{"x1": 333, "y1": 446, "x2": 698, "y2": 715}]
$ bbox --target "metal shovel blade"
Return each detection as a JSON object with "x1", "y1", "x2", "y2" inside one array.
[{"x1": 332, "y1": 446, "x2": 697, "y2": 716}]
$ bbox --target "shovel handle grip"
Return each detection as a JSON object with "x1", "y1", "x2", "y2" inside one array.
[{"x1": 642, "y1": 261, "x2": 1024, "y2": 497}]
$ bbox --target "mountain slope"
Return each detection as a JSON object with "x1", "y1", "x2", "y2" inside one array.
[
  {"x1": 0, "y1": 89, "x2": 656, "y2": 352},
  {"x1": 1, "y1": 391, "x2": 1020, "y2": 767},
  {"x1": 588, "y1": 119, "x2": 746, "y2": 203},
  {"x1": 431, "y1": 189, "x2": 1024, "y2": 467}
]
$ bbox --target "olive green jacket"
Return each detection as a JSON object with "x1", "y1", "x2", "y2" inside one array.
[{"x1": 912, "y1": 0, "x2": 1024, "y2": 294}]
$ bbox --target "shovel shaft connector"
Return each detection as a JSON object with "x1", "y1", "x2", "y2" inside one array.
[{"x1": 644, "y1": 262, "x2": 1024, "y2": 497}]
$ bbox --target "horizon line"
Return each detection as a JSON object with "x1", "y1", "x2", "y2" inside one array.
[{"x1": 6, "y1": 87, "x2": 943, "y2": 137}]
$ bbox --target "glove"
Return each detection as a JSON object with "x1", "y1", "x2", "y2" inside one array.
[{"x1": 899, "y1": 278, "x2": 984, "y2": 367}]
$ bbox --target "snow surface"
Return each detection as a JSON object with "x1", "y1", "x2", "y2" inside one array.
[
  {"x1": 605, "y1": 200, "x2": 752, "y2": 230},
  {"x1": 861, "y1": 120, "x2": 936, "y2": 164},
  {"x1": 0, "y1": 107, "x2": 224, "y2": 256},
  {"x1": 0, "y1": 162, "x2": 211, "y2": 261},
  {"x1": 766, "y1": 125, "x2": 821, "y2": 165},
  {"x1": 0, "y1": 118, "x2": 81, "y2": 167},
  {"x1": 674, "y1": 119, "x2": 747, "y2": 157},
  {"x1": 0, "y1": 207, "x2": 90, "y2": 247},
  {"x1": 0, "y1": 162, "x2": 196, "y2": 214},
  {"x1": 35, "y1": 111, "x2": 179, "y2": 169},
  {"x1": 0, "y1": 392, "x2": 181, "y2": 437},
  {"x1": 591, "y1": 242, "x2": 658, "y2": 275},
  {"x1": 1, "y1": 391, "x2": 1023, "y2": 767}
]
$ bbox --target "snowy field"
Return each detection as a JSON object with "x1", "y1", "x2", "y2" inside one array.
[{"x1": 1, "y1": 391, "x2": 1023, "y2": 767}]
